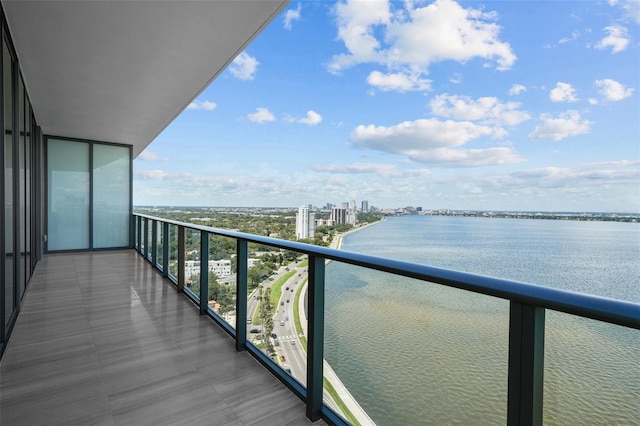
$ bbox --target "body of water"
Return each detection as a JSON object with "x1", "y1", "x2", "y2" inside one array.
[{"x1": 324, "y1": 216, "x2": 639, "y2": 425}]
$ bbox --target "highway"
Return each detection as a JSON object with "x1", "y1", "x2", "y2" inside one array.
[
  {"x1": 245, "y1": 263, "x2": 307, "y2": 380},
  {"x1": 245, "y1": 261, "x2": 366, "y2": 420},
  {"x1": 273, "y1": 269, "x2": 307, "y2": 384}
]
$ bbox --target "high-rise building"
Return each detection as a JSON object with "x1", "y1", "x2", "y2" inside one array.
[
  {"x1": 361, "y1": 200, "x2": 369, "y2": 212},
  {"x1": 330, "y1": 207, "x2": 347, "y2": 225},
  {"x1": 346, "y1": 211, "x2": 357, "y2": 225},
  {"x1": 296, "y1": 205, "x2": 315, "y2": 239}
]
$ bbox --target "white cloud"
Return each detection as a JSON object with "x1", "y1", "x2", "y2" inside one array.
[
  {"x1": 311, "y1": 163, "x2": 401, "y2": 176},
  {"x1": 511, "y1": 163, "x2": 640, "y2": 187},
  {"x1": 529, "y1": 110, "x2": 591, "y2": 141},
  {"x1": 247, "y1": 107, "x2": 275, "y2": 123},
  {"x1": 608, "y1": 0, "x2": 640, "y2": 24},
  {"x1": 508, "y1": 84, "x2": 526, "y2": 96},
  {"x1": 187, "y1": 100, "x2": 217, "y2": 111},
  {"x1": 283, "y1": 3, "x2": 302, "y2": 30},
  {"x1": 291, "y1": 110, "x2": 323, "y2": 126},
  {"x1": 352, "y1": 119, "x2": 494, "y2": 150},
  {"x1": 137, "y1": 151, "x2": 163, "y2": 161},
  {"x1": 350, "y1": 118, "x2": 522, "y2": 166},
  {"x1": 329, "y1": 0, "x2": 516, "y2": 92},
  {"x1": 408, "y1": 147, "x2": 523, "y2": 167},
  {"x1": 367, "y1": 71, "x2": 431, "y2": 92},
  {"x1": 545, "y1": 31, "x2": 581, "y2": 49},
  {"x1": 594, "y1": 78, "x2": 634, "y2": 101},
  {"x1": 429, "y1": 94, "x2": 530, "y2": 126},
  {"x1": 558, "y1": 31, "x2": 580, "y2": 45},
  {"x1": 582, "y1": 159, "x2": 640, "y2": 168},
  {"x1": 229, "y1": 52, "x2": 259, "y2": 80},
  {"x1": 329, "y1": 0, "x2": 391, "y2": 72},
  {"x1": 449, "y1": 73, "x2": 462, "y2": 84},
  {"x1": 134, "y1": 169, "x2": 169, "y2": 180},
  {"x1": 133, "y1": 159, "x2": 639, "y2": 211},
  {"x1": 595, "y1": 25, "x2": 630, "y2": 53},
  {"x1": 550, "y1": 82, "x2": 578, "y2": 103}
]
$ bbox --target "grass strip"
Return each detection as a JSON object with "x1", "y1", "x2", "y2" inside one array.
[
  {"x1": 292, "y1": 278, "x2": 307, "y2": 351},
  {"x1": 323, "y1": 377, "x2": 360, "y2": 426},
  {"x1": 270, "y1": 270, "x2": 295, "y2": 307},
  {"x1": 252, "y1": 270, "x2": 296, "y2": 324}
]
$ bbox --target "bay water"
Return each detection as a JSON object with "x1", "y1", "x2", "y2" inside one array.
[{"x1": 324, "y1": 216, "x2": 639, "y2": 425}]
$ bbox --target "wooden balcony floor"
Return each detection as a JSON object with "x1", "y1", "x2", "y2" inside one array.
[{"x1": 0, "y1": 250, "x2": 324, "y2": 426}]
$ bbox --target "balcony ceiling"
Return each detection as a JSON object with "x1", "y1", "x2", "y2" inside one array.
[{"x1": 2, "y1": 0, "x2": 288, "y2": 157}]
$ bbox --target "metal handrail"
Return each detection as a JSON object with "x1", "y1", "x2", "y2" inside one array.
[{"x1": 134, "y1": 213, "x2": 639, "y2": 329}]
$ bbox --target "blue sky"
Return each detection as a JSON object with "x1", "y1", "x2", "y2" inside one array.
[{"x1": 134, "y1": 0, "x2": 639, "y2": 212}]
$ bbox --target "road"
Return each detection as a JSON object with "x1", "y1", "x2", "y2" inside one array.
[
  {"x1": 245, "y1": 260, "x2": 371, "y2": 423},
  {"x1": 245, "y1": 264, "x2": 310, "y2": 383},
  {"x1": 273, "y1": 269, "x2": 307, "y2": 383}
]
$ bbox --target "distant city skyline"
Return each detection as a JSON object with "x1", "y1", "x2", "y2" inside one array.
[
  {"x1": 133, "y1": 1, "x2": 639, "y2": 213},
  {"x1": 134, "y1": 203, "x2": 640, "y2": 214}
]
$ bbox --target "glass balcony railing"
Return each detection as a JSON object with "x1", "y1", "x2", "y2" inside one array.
[{"x1": 133, "y1": 213, "x2": 640, "y2": 426}]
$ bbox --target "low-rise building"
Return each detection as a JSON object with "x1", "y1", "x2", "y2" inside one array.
[{"x1": 185, "y1": 259, "x2": 232, "y2": 280}]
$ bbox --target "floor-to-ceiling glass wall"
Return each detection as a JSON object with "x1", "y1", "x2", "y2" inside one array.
[
  {"x1": 2, "y1": 32, "x2": 15, "y2": 342},
  {"x1": 0, "y1": 7, "x2": 42, "y2": 356},
  {"x1": 47, "y1": 139, "x2": 90, "y2": 251},
  {"x1": 46, "y1": 138, "x2": 131, "y2": 252},
  {"x1": 93, "y1": 144, "x2": 130, "y2": 248},
  {"x1": 25, "y1": 102, "x2": 32, "y2": 280},
  {"x1": 17, "y1": 76, "x2": 25, "y2": 298}
]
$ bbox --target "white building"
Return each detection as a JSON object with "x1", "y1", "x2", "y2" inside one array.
[
  {"x1": 346, "y1": 212, "x2": 357, "y2": 225},
  {"x1": 185, "y1": 259, "x2": 232, "y2": 280},
  {"x1": 295, "y1": 205, "x2": 315, "y2": 239}
]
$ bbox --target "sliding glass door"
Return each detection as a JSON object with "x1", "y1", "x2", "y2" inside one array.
[
  {"x1": 47, "y1": 139, "x2": 90, "y2": 251},
  {"x1": 93, "y1": 144, "x2": 130, "y2": 248},
  {"x1": 46, "y1": 138, "x2": 131, "y2": 251}
]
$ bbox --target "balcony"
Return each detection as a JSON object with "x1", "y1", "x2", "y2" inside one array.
[
  {"x1": 0, "y1": 250, "x2": 324, "y2": 425},
  {"x1": 1, "y1": 213, "x2": 638, "y2": 426}
]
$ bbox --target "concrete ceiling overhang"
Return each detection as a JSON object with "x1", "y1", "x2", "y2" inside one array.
[{"x1": 2, "y1": 0, "x2": 289, "y2": 157}]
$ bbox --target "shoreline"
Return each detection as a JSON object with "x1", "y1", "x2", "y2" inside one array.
[
  {"x1": 330, "y1": 219, "x2": 384, "y2": 251},
  {"x1": 295, "y1": 219, "x2": 384, "y2": 425}
]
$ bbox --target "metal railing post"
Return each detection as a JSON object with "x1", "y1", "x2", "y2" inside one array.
[
  {"x1": 162, "y1": 221, "x2": 169, "y2": 277},
  {"x1": 151, "y1": 220, "x2": 158, "y2": 266},
  {"x1": 177, "y1": 225, "x2": 185, "y2": 292},
  {"x1": 507, "y1": 301, "x2": 545, "y2": 426},
  {"x1": 199, "y1": 232, "x2": 209, "y2": 315},
  {"x1": 306, "y1": 254, "x2": 325, "y2": 421},
  {"x1": 236, "y1": 239, "x2": 248, "y2": 351},
  {"x1": 143, "y1": 217, "x2": 149, "y2": 259},
  {"x1": 135, "y1": 215, "x2": 142, "y2": 252}
]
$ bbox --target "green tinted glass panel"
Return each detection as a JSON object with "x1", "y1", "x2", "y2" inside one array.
[
  {"x1": 93, "y1": 144, "x2": 130, "y2": 248},
  {"x1": 47, "y1": 139, "x2": 89, "y2": 250}
]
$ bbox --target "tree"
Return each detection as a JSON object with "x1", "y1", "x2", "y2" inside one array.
[
  {"x1": 257, "y1": 286, "x2": 275, "y2": 355},
  {"x1": 248, "y1": 262, "x2": 275, "y2": 290}
]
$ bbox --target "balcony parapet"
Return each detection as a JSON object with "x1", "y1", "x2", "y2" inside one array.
[{"x1": 134, "y1": 212, "x2": 640, "y2": 426}]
